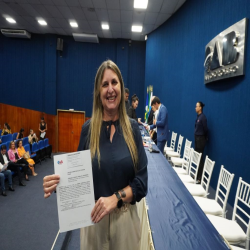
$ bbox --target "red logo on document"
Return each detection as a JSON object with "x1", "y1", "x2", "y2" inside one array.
[{"x1": 57, "y1": 160, "x2": 63, "y2": 165}]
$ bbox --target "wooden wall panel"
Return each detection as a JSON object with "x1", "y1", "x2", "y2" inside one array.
[{"x1": 0, "y1": 103, "x2": 56, "y2": 152}]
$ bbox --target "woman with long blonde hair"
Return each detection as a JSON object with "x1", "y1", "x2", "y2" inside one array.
[{"x1": 43, "y1": 60, "x2": 148, "y2": 249}]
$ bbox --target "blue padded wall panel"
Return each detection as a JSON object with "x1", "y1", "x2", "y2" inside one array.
[
  {"x1": 128, "y1": 41, "x2": 146, "y2": 118},
  {"x1": 0, "y1": 33, "x2": 146, "y2": 117},
  {"x1": 145, "y1": 0, "x2": 250, "y2": 206},
  {"x1": 56, "y1": 37, "x2": 117, "y2": 117},
  {"x1": 44, "y1": 35, "x2": 57, "y2": 115},
  {"x1": 0, "y1": 34, "x2": 45, "y2": 112}
]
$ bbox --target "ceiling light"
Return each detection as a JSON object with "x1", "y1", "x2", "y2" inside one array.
[
  {"x1": 70, "y1": 22, "x2": 78, "y2": 28},
  {"x1": 6, "y1": 18, "x2": 16, "y2": 23},
  {"x1": 145, "y1": 35, "x2": 147, "y2": 40},
  {"x1": 134, "y1": 0, "x2": 148, "y2": 9},
  {"x1": 38, "y1": 20, "x2": 47, "y2": 26},
  {"x1": 132, "y1": 25, "x2": 142, "y2": 32},
  {"x1": 102, "y1": 24, "x2": 109, "y2": 30}
]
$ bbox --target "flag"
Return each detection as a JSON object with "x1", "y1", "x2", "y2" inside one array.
[{"x1": 144, "y1": 86, "x2": 153, "y2": 123}]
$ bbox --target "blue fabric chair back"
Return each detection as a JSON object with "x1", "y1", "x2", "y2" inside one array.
[
  {"x1": 38, "y1": 140, "x2": 45, "y2": 150},
  {"x1": 12, "y1": 132, "x2": 18, "y2": 141},
  {"x1": 32, "y1": 142, "x2": 38, "y2": 152},
  {"x1": 2, "y1": 134, "x2": 12, "y2": 143},
  {"x1": 24, "y1": 144, "x2": 31, "y2": 154},
  {"x1": 0, "y1": 129, "x2": 2, "y2": 135},
  {"x1": 44, "y1": 138, "x2": 49, "y2": 147},
  {"x1": 22, "y1": 137, "x2": 29, "y2": 146},
  {"x1": 6, "y1": 141, "x2": 12, "y2": 151}
]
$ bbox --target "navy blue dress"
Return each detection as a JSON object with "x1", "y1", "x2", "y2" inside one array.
[{"x1": 77, "y1": 119, "x2": 148, "y2": 204}]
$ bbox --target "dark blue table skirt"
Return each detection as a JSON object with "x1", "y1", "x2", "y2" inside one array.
[{"x1": 142, "y1": 131, "x2": 230, "y2": 249}]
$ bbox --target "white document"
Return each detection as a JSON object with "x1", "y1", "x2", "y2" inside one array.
[
  {"x1": 54, "y1": 150, "x2": 95, "y2": 233},
  {"x1": 141, "y1": 122, "x2": 148, "y2": 127},
  {"x1": 40, "y1": 132, "x2": 46, "y2": 138},
  {"x1": 0, "y1": 163, "x2": 8, "y2": 172}
]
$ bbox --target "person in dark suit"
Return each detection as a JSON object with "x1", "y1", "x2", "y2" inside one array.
[
  {"x1": 125, "y1": 88, "x2": 130, "y2": 113},
  {"x1": 147, "y1": 96, "x2": 168, "y2": 153},
  {"x1": 195, "y1": 101, "x2": 208, "y2": 183},
  {"x1": 0, "y1": 145, "x2": 26, "y2": 186},
  {"x1": 128, "y1": 94, "x2": 139, "y2": 122}
]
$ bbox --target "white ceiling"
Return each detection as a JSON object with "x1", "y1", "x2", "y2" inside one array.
[{"x1": 0, "y1": 0, "x2": 186, "y2": 41}]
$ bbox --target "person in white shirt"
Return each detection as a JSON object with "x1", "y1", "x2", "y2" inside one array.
[
  {"x1": 0, "y1": 160, "x2": 14, "y2": 196},
  {"x1": 149, "y1": 105, "x2": 159, "y2": 144}
]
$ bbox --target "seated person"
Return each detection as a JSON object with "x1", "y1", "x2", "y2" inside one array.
[
  {"x1": 0, "y1": 145, "x2": 26, "y2": 186},
  {"x1": 0, "y1": 163, "x2": 15, "y2": 196},
  {"x1": 128, "y1": 95, "x2": 141, "y2": 123},
  {"x1": 16, "y1": 128, "x2": 24, "y2": 140},
  {"x1": 28, "y1": 129, "x2": 38, "y2": 144},
  {"x1": 17, "y1": 140, "x2": 37, "y2": 176},
  {"x1": 8, "y1": 141, "x2": 30, "y2": 182},
  {"x1": 1, "y1": 123, "x2": 11, "y2": 136}
]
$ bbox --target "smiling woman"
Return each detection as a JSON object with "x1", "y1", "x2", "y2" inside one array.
[{"x1": 43, "y1": 60, "x2": 148, "y2": 250}]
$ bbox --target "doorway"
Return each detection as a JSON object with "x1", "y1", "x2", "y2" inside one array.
[{"x1": 57, "y1": 110, "x2": 85, "y2": 152}]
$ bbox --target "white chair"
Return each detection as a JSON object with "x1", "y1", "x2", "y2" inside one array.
[
  {"x1": 207, "y1": 178, "x2": 250, "y2": 249},
  {"x1": 178, "y1": 149, "x2": 202, "y2": 184},
  {"x1": 171, "y1": 139, "x2": 192, "y2": 167},
  {"x1": 230, "y1": 245, "x2": 245, "y2": 250},
  {"x1": 164, "y1": 131, "x2": 177, "y2": 152},
  {"x1": 183, "y1": 156, "x2": 215, "y2": 197},
  {"x1": 173, "y1": 146, "x2": 192, "y2": 175},
  {"x1": 165, "y1": 135, "x2": 184, "y2": 159},
  {"x1": 194, "y1": 165, "x2": 234, "y2": 217}
]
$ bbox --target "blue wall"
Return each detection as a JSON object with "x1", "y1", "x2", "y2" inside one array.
[
  {"x1": 0, "y1": 34, "x2": 145, "y2": 117},
  {"x1": 145, "y1": 0, "x2": 250, "y2": 206}
]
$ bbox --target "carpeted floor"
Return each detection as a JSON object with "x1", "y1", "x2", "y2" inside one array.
[{"x1": 0, "y1": 155, "x2": 59, "y2": 250}]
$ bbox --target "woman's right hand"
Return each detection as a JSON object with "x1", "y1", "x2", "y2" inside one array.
[{"x1": 43, "y1": 175, "x2": 60, "y2": 198}]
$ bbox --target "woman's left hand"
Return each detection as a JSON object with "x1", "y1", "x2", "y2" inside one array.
[{"x1": 91, "y1": 195, "x2": 117, "y2": 223}]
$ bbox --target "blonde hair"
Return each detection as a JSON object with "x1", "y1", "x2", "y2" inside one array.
[{"x1": 89, "y1": 60, "x2": 138, "y2": 170}]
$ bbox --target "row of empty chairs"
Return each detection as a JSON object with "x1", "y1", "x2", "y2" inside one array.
[{"x1": 164, "y1": 131, "x2": 249, "y2": 249}]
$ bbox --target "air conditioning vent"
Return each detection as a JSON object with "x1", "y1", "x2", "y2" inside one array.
[
  {"x1": 1, "y1": 29, "x2": 31, "y2": 39},
  {"x1": 73, "y1": 33, "x2": 99, "y2": 43}
]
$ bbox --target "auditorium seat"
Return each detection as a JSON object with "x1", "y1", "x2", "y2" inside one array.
[
  {"x1": 6, "y1": 140, "x2": 12, "y2": 151},
  {"x1": 32, "y1": 142, "x2": 41, "y2": 164},
  {"x1": 44, "y1": 138, "x2": 52, "y2": 158},
  {"x1": 12, "y1": 132, "x2": 18, "y2": 141},
  {"x1": 183, "y1": 156, "x2": 215, "y2": 197},
  {"x1": 1, "y1": 134, "x2": 12, "y2": 143},
  {"x1": 22, "y1": 137, "x2": 29, "y2": 146},
  {"x1": 38, "y1": 140, "x2": 46, "y2": 161},
  {"x1": 24, "y1": 144, "x2": 38, "y2": 164},
  {"x1": 193, "y1": 165, "x2": 234, "y2": 217},
  {"x1": 206, "y1": 177, "x2": 250, "y2": 248}
]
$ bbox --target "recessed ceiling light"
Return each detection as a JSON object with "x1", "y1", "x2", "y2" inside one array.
[
  {"x1": 132, "y1": 25, "x2": 142, "y2": 32},
  {"x1": 38, "y1": 20, "x2": 47, "y2": 26},
  {"x1": 70, "y1": 22, "x2": 78, "y2": 28},
  {"x1": 134, "y1": 0, "x2": 148, "y2": 9},
  {"x1": 102, "y1": 24, "x2": 109, "y2": 30},
  {"x1": 6, "y1": 18, "x2": 16, "y2": 23}
]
